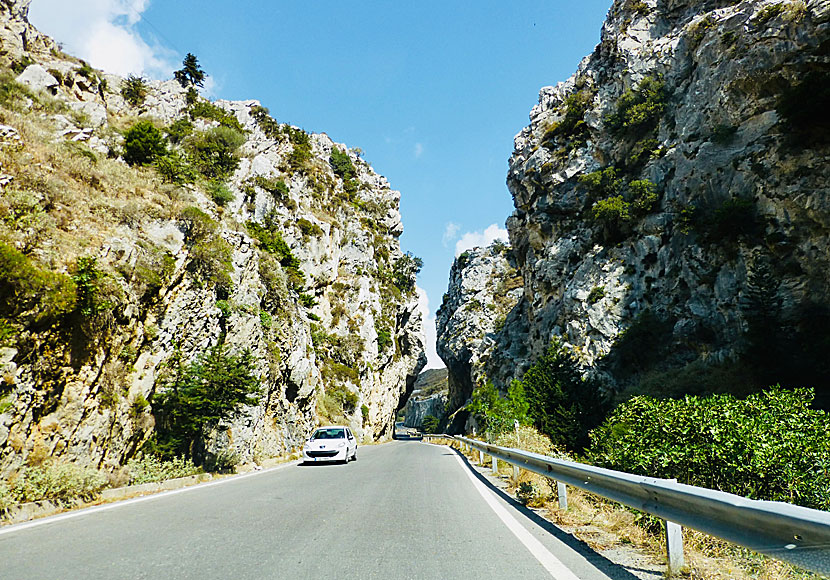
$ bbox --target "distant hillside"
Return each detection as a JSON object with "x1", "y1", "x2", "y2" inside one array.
[{"x1": 412, "y1": 368, "x2": 448, "y2": 399}]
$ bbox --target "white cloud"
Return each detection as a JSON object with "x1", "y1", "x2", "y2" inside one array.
[
  {"x1": 28, "y1": 0, "x2": 176, "y2": 78},
  {"x1": 455, "y1": 224, "x2": 508, "y2": 257},
  {"x1": 413, "y1": 142, "x2": 424, "y2": 158},
  {"x1": 442, "y1": 222, "x2": 460, "y2": 247},
  {"x1": 416, "y1": 287, "x2": 445, "y2": 370}
]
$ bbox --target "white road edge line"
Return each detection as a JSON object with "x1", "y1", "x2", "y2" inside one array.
[
  {"x1": 0, "y1": 460, "x2": 300, "y2": 536},
  {"x1": 448, "y1": 449, "x2": 582, "y2": 580}
]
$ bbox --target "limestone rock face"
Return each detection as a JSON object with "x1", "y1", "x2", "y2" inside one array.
[
  {"x1": 436, "y1": 243, "x2": 523, "y2": 428},
  {"x1": 439, "y1": 0, "x2": 830, "y2": 419},
  {"x1": 402, "y1": 368, "x2": 449, "y2": 428},
  {"x1": 0, "y1": 10, "x2": 424, "y2": 475}
]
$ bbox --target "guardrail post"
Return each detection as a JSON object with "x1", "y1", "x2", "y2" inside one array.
[
  {"x1": 665, "y1": 520, "x2": 685, "y2": 575},
  {"x1": 557, "y1": 481, "x2": 568, "y2": 511},
  {"x1": 492, "y1": 456, "x2": 498, "y2": 474},
  {"x1": 513, "y1": 464, "x2": 520, "y2": 483},
  {"x1": 479, "y1": 449, "x2": 485, "y2": 465}
]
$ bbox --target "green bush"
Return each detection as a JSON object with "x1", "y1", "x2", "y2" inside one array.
[
  {"x1": 179, "y1": 207, "x2": 233, "y2": 291},
  {"x1": 629, "y1": 179, "x2": 658, "y2": 213},
  {"x1": 126, "y1": 454, "x2": 201, "y2": 484},
  {"x1": 588, "y1": 387, "x2": 830, "y2": 510},
  {"x1": 246, "y1": 217, "x2": 305, "y2": 290},
  {"x1": 0, "y1": 241, "x2": 76, "y2": 324},
  {"x1": 520, "y1": 337, "x2": 609, "y2": 451},
  {"x1": 123, "y1": 120, "x2": 167, "y2": 166},
  {"x1": 542, "y1": 88, "x2": 594, "y2": 147},
  {"x1": 361, "y1": 404, "x2": 370, "y2": 424},
  {"x1": 206, "y1": 181, "x2": 235, "y2": 206},
  {"x1": 578, "y1": 167, "x2": 623, "y2": 200},
  {"x1": 250, "y1": 105, "x2": 282, "y2": 139},
  {"x1": 376, "y1": 325, "x2": 392, "y2": 353},
  {"x1": 392, "y1": 252, "x2": 423, "y2": 293},
  {"x1": 287, "y1": 127, "x2": 312, "y2": 172},
  {"x1": 330, "y1": 148, "x2": 357, "y2": 180},
  {"x1": 249, "y1": 176, "x2": 289, "y2": 199},
  {"x1": 164, "y1": 118, "x2": 194, "y2": 144},
  {"x1": 205, "y1": 448, "x2": 240, "y2": 474},
  {"x1": 587, "y1": 286, "x2": 606, "y2": 304},
  {"x1": 154, "y1": 151, "x2": 196, "y2": 184},
  {"x1": 0, "y1": 462, "x2": 109, "y2": 507},
  {"x1": 186, "y1": 126, "x2": 245, "y2": 180},
  {"x1": 150, "y1": 344, "x2": 261, "y2": 461},
  {"x1": 297, "y1": 218, "x2": 322, "y2": 238},
  {"x1": 467, "y1": 380, "x2": 530, "y2": 439},
  {"x1": 592, "y1": 195, "x2": 631, "y2": 223},
  {"x1": 605, "y1": 76, "x2": 668, "y2": 140},
  {"x1": 710, "y1": 197, "x2": 758, "y2": 240},
  {"x1": 188, "y1": 99, "x2": 244, "y2": 132},
  {"x1": 121, "y1": 74, "x2": 149, "y2": 107},
  {"x1": 422, "y1": 415, "x2": 440, "y2": 434},
  {"x1": 72, "y1": 256, "x2": 112, "y2": 317}
]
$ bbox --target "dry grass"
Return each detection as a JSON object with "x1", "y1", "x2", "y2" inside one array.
[
  {"x1": 0, "y1": 87, "x2": 198, "y2": 278},
  {"x1": 438, "y1": 431, "x2": 821, "y2": 580}
]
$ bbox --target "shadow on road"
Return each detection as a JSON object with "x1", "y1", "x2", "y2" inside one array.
[{"x1": 446, "y1": 445, "x2": 645, "y2": 580}]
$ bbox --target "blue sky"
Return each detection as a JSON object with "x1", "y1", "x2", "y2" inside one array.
[{"x1": 29, "y1": 0, "x2": 613, "y2": 369}]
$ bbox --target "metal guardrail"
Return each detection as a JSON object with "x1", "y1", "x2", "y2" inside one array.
[{"x1": 424, "y1": 434, "x2": 830, "y2": 576}]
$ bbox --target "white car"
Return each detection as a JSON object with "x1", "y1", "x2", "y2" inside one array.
[{"x1": 302, "y1": 426, "x2": 357, "y2": 464}]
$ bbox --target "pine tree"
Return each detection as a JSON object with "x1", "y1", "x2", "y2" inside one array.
[{"x1": 174, "y1": 53, "x2": 205, "y2": 88}]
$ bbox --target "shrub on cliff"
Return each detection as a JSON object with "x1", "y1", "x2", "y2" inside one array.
[
  {"x1": 520, "y1": 337, "x2": 610, "y2": 452},
  {"x1": 587, "y1": 387, "x2": 830, "y2": 511},
  {"x1": 149, "y1": 343, "x2": 261, "y2": 462},
  {"x1": 121, "y1": 74, "x2": 148, "y2": 107},
  {"x1": 0, "y1": 241, "x2": 76, "y2": 325},
  {"x1": 185, "y1": 126, "x2": 245, "y2": 180},
  {"x1": 123, "y1": 120, "x2": 167, "y2": 166},
  {"x1": 467, "y1": 380, "x2": 529, "y2": 439}
]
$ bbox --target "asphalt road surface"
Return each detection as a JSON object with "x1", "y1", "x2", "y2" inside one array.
[{"x1": 0, "y1": 441, "x2": 643, "y2": 579}]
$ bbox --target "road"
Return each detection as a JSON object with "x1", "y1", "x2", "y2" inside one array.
[{"x1": 0, "y1": 441, "x2": 641, "y2": 579}]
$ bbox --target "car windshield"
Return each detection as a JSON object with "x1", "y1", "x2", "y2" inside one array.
[{"x1": 311, "y1": 429, "x2": 345, "y2": 440}]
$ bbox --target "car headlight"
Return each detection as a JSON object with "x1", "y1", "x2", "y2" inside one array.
[{"x1": 337, "y1": 441, "x2": 345, "y2": 448}]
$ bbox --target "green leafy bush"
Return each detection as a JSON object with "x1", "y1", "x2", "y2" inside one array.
[
  {"x1": 578, "y1": 167, "x2": 623, "y2": 200},
  {"x1": 72, "y1": 256, "x2": 112, "y2": 317},
  {"x1": 250, "y1": 105, "x2": 282, "y2": 139},
  {"x1": 179, "y1": 207, "x2": 233, "y2": 291},
  {"x1": 164, "y1": 118, "x2": 194, "y2": 144},
  {"x1": 126, "y1": 455, "x2": 201, "y2": 484},
  {"x1": 150, "y1": 344, "x2": 261, "y2": 461},
  {"x1": 0, "y1": 462, "x2": 109, "y2": 507},
  {"x1": 188, "y1": 99, "x2": 244, "y2": 132},
  {"x1": 205, "y1": 448, "x2": 240, "y2": 474},
  {"x1": 520, "y1": 337, "x2": 610, "y2": 451},
  {"x1": 0, "y1": 242, "x2": 76, "y2": 324},
  {"x1": 592, "y1": 195, "x2": 631, "y2": 223},
  {"x1": 587, "y1": 286, "x2": 606, "y2": 304},
  {"x1": 588, "y1": 387, "x2": 830, "y2": 510},
  {"x1": 121, "y1": 74, "x2": 149, "y2": 106},
  {"x1": 286, "y1": 127, "x2": 312, "y2": 172},
  {"x1": 422, "y1": 415, "x2": 440, "y2": 434},
  {"x1": 246, "y1": 217, "x2": 305, "y2": 290},
  {"x1": 605, "y1": 76, "x2": 668, "y2": 140},
  {"x1": 186, "y1": 126, "x2": 245, "y2": 180},
  {"x1": 542, "y1": 88, "x2": 594, "y2": 147},
  {"x1": 376, "y1": 326, "x2": 392, "y2": 353},
  {"x1": 123, "y1": 120, "x2": 167, "y2": 166},
  {"x1": 330, "y1": 148, "x2": 356, "y2": 180},
  {"x1": 467, "y1": 380, "x2": 530, "y2": 439},
  {"x1": 392, "y1": 252, "x2": 423, "y2": 293},
  {"x1": 154, "y1": 151, "x2": 196, "y2": 184},
  {"x1": 206, "y1": 181, "x2": 234, "y2": 206}
]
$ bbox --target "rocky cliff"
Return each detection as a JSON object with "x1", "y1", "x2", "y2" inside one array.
[
  {"x1": 436, "y1": 243, "x2": 523, "y2": 428},
  {"x1": 439, "y1": 0, "x2": 830, "y2": 418},
  {"x1": 402, "y1": 368, "x2": 449, "y2": 428},
  {"x1": 0, "y1": 3, "x2": 425, "y2": 475}
]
